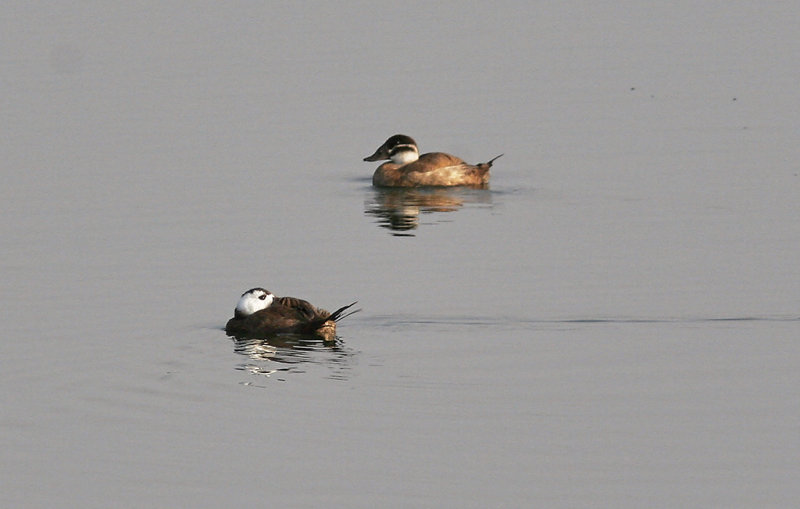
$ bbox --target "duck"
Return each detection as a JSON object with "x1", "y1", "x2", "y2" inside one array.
[
  {"x1": 225, "y1": 288, "x2": 359, "y2": 341},
  {"x1": 364, "y1": 134, "x2": 502, "y2": 187}
]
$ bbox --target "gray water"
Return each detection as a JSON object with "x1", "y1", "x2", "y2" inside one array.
[{"x1": 2, "y1": 2, "x2": 799, "y2": 507}]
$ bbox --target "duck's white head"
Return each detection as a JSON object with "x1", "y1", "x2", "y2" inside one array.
[{"x1": 235, "y1": 287, "x2": 274, "y2": 317}]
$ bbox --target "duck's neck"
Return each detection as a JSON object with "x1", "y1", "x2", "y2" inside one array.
[{"x1": 390, "y1": 146, "x2": 419, "y2": 165}]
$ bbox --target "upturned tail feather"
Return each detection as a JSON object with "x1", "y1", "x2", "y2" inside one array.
[
  {"x1": 328, "y1": 301, "x2": 360, "y2": 323},
  {"x1": 484, "y1": 154, "x2": 503, "y2": 167}
]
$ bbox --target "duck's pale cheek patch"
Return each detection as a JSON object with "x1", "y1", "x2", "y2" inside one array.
[
  {"x1": 391, "y1": 148, "x2": 419, "y2": 165},
  {"x1": 236, "y1": 293, "x2": 273, "y2": 316}
]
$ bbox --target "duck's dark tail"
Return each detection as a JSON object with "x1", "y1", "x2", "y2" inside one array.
[
  {"x1": 479, "y1": 154, "x2": 503, "y2": 169},
  {"x1": 486, "y1": 154, "x2": 503, "y2": 166},
  {"x1": 328, "y1": 301, "x2": 361, "y2": 322}
]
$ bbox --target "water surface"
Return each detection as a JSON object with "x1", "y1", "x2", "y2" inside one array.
[{"x1": 2, "y1": 2, "x2": 799, "y2": 508}]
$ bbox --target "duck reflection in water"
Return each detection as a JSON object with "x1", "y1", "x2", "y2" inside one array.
[
  {"x1": 232, "y1": 333, "x2": 343, "y2": 365},
  {"x1": 365, "y1": 186, "x2": 493, "y2": 235},
  {"x1": 232, "y1": 335, "x2": 355, "y2": 381}
]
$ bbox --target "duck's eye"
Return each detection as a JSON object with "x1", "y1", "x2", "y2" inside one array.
[{"x1": 259, "y1": 294, "x2": 267, "y2": 300}]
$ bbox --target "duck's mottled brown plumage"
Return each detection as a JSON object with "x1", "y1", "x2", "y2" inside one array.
[{"x1": 372, "y1": 153, "x2": 496, "y2": 187}]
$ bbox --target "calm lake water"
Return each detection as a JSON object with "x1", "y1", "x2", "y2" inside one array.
[{"x1": 2, "y1": 2, "x2": 799, "y2": 507}]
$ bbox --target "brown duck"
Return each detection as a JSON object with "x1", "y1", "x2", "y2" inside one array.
[{"x1": 364, "y1": 134, "x2": 502, "y2": 187}]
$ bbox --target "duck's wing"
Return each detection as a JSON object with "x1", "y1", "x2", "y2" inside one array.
[
  {"x1": 409, "y1": 152, "x2": 467, "y2": 172},
  {"x1": 273, "y1": 296, "x2": 326, "y2": 320}
]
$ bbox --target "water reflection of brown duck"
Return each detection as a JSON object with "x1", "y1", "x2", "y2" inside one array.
[
  {"x1": 364, "y1": 134, "x2": 502, "y2": 187},
  {"x1": 225, "y1": 288, "x2": 358, "y2": 341},
  {"x1": 365, "y1": 186, "x2": 492, "y2": 233}
]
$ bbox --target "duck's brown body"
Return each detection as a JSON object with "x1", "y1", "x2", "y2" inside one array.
[
  {"x1": 226, "y1": 293, "x2": 357, "y2": 341},
  {"x1": 365, "y1": 134, "x2": 501, "y2": 188},
  {"x1": 372, "y1": 153, "x2": 495, "y2": 187}
]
